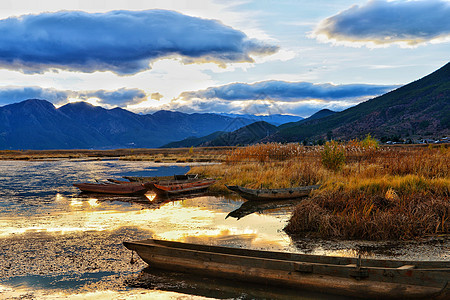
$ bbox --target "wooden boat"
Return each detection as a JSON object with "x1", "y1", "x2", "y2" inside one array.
[
  {"x1": 123, "y1": 239, "x2": 450, "y2": 300},
  {"x1": 73, "y1": 182, "x2": 149, "y2": 195},
  {"x1": 149, "y1": 179, "x2": 215, "y2": 197},
  {"x1": 124, "y1": 174, "x2": 198, "y2": 183},
  {"x1": 225, "y1": 184, "x2": 320, "y2": 201},
  {"x1": 107, "y1": 178, "x2": 134, "y2": 184}
]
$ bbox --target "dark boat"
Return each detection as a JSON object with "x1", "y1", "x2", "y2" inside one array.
[
  {"x1": 226, "y1": 199, "x2": 302, "y2": 219},
  {"x1": 123, "y1": 239, "x2": 450, "y2": 300},
  {"x1": 149, "y1": 179, "x2": 215, "y2": 197},
  {"x1": 124, "y1": 174, "x2": 198, "y2": 183},
  {"x1": 73, "y1": 182, "x2": 149, "y2": 195},
  {"x1": 225, "y1": 184, "x2": 320, "y2": 201}
]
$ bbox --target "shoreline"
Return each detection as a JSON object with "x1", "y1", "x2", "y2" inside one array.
[
  {"x1": 0, "y1": 147, "x2": 234, "y2": 162},
  {"x1": 0, "y1": 144, "x2": 441, "y2": 161}
]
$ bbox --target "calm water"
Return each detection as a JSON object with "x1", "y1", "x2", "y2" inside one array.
[{"x1": 0, "y1": 159, "x2": 448, "y2": 299}]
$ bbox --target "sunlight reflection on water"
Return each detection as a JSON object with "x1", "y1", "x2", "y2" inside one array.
[
  {"x1": 0, "y1": 158, "x2": 294, "y2": 250},
  {"x1": 0, "y1": 194, "x2": 292, "y2": 251},
  {"x1": 0, "y1": 159, "x2": 301, "y2": 299},
  {"x1": 0, "y1": 160, "x2": 448, "y2": 299}
]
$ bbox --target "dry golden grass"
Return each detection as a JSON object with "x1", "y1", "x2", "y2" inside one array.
[
  {"x1": 192, "y1": 142, "x2": 449, "y2": 240},
  {"x1": 285, "y1": 188, "x2": 449, "y2": 240}
]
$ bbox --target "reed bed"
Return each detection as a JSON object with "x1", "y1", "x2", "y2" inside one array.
[
  {"x1": 285, "y1": 175, "x2": 449, "y2": 240},
  {"x1": 191, "y1": 142, "x2": 449, "y2": 240}
]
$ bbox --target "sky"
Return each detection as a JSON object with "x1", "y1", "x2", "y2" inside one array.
[{"x1": 0, "y1": 0, "x2": 448, "y2": 117}]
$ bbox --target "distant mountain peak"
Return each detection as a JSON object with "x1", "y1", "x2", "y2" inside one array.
[
  {"x1": 4, "y1": 99, "x2": 57, "y2": 113},
  {"x1": 315, "y1": 108, "x2": 334, "y2": 114},
  {"x1": 64, "y1": 101, "x2": 95, "y2": 107},
  {"x1": 307, "y1": 109, "x2": 336, "y2": 120},
  {"x1": 16, "y1": 98, "x2": 55, "y2": 108},
  {"x1": 152, "y1": 110, "x2": 185, "y2": 117},
  {"x1": 217, "y1": 112, "x2": 303, "y2": 125},
  {"x1": 59, "y1": 101, "x2": 100, "y2": 110},
  {"x1": 22, "y1": 98, "x2": 49, "y2": 104}
]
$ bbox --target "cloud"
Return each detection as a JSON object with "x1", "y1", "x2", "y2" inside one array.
[
  {"x1": 161, "y1": 97, "x2": 363, "y2": 118},
  {"x1": 0, "y1": 86, "x2": 148, "y2": 107},
  {"x1": 151, "y1": 92, "x2": 163, "y2": 101},
  {"x1": 0, "y1": 10, "x2": 278, "y2": 75},
  {"x1": 0, "y1": 86, "x2": 69, "y2": 105},
  {"x1": 163, "y1": 80, "x2": 397, "y2": 117},
  {"x1": 179, "y1": 80, "x2": 397, "y2": 102},
  {"x1": 79, "y1": 88, "x2": 147, "y2": 106},
  {"x1": 313, "y1": 0, "x2": 450, "y2": 47}
]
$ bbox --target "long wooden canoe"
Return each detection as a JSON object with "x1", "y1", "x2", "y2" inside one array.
[
  {"x1": 150, "y1": 179, "x2": 215, "y2": 197},
  {"x1": 73, "y1": 182, "x2": 149, "y2": 195},
  {"x1": 226, "y1": 184, "x2": 320, "y2": 201},
  {"x1": 124, "y1": 174, "x2": 198, "y2": 183},
  {"x1": 123, "y1": 239, "x2": 450, "y2": 299}
]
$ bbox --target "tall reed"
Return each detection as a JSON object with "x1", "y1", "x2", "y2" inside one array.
[{"x1": 192, "y1": 142, "x2": 449, "y2": 240}]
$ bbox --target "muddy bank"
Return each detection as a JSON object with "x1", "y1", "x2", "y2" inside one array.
[
  {"x1": 0, "y1": 227, "x2": 150, "y2": 294},
  {"x1": 289, "y1": 235, "x2": 449, "y2": 260},
  {"x1": 1, "y1": 217, "x2": 448, "y2": 299}
]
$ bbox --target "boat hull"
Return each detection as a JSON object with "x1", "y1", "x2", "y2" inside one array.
[
  {"x1": 73, "y1": 182, "x2": 148, "y2": 195},
  {"x1": 124, "y1": 239, "x2": 449, "y2": 300},
  {"x1": 226, "y1": 184, "x2": 320, "y2": 201},
  {"x1": 124, "y1": 174, "x2": 198, "y2": 183},
  {"x1": 150, "y1": 179, "x2": 215, "y2": 197}
]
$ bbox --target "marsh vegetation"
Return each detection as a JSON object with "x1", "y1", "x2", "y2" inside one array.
[{"x1": 191, "y1": 141, "x2": 449, "y2": 240}]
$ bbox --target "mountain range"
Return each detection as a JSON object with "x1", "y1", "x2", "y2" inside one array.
[
  {"x1": 165, "y1": 121, "x2": 278, "y2": 148},
  {"x1": 0, "y1": 62, "x2": 448, "y2": 149},
  {"x1": 163, "y1": 109, "x2": 335, "y2": 148},
  {"x1": 217, "y1": 113, "x2": 303, "y2": 126},
  {"x1": 0, "y1": 100, "x2": 297, "y2": 149}
]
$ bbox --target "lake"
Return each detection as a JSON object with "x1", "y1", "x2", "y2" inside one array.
[{"x1": 0, "y1": 159, "x2": 448, "y2": 299}]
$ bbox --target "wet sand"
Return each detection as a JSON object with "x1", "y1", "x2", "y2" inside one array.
[
  {"x1": 2, "y1": 227, "x2": 448, "y2": 299},
  {"x1": 0, "y1": 228, "x2": 149, "y2": 297}
]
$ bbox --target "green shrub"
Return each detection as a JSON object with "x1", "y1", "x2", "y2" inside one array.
[
  {"x1": 361, "y1": 133, "x2": 379, "y2": 149},
  {"x1": 321, "y1": 141, "x2": 346, "y2": 171}
]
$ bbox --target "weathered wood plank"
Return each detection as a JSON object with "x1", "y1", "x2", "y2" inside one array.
[{"x1": 123, "y1": 239, "x2": 450, "y2": 299}]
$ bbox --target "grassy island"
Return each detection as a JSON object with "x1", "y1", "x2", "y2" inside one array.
[{"x1": 191, "y1": 141, "x2": 449, "y2": 240}]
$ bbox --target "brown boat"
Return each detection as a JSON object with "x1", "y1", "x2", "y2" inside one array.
[
  {"x1": 73, "y1": 182, "x2": 149, "y2": 195},
  {"x1": 123, "y1": 174, "x2": 198, "y2": 183},
  {"x1": 149, "y1": 179, "x2": 215, "y2": 197},
  {"x1": 123, "y1": 239, "x2": 450, "y2": 300},
  {"x1": 225, "y1": 184, "x2": 320, "y2": 201}
]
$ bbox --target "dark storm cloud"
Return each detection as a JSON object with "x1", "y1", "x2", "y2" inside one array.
[
  {"x1": 0, "y1": 86, "x2": 69, "y2": 105},
  {"x1": 80, "y1": 88, "x2": 147, "y2": 106},
  {"x1": 180, "y1": 80, "x2": 397, "y2": 101},
  {"x1": 314, "y1": 0, "x2": 450, "y2": 46},
  {"x1": 0, "y1": 10, "x2": 278, "y2": 75},
  {"x1": 0, "y1": 86, "x2": 148, "y2": 107}
]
